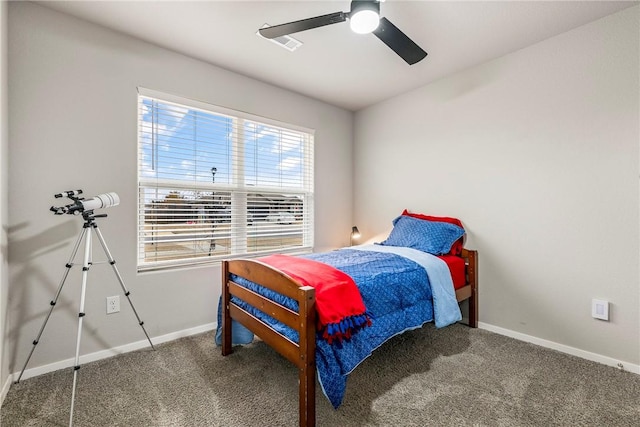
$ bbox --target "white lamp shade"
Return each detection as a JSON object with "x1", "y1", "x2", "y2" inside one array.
[{"x1": 349, "y1": 9, "x2": 380, "y2": 34}]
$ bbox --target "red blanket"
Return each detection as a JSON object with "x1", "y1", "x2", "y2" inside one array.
[{"x1": 259, "y1": 254, "x2": 371, "y2": 344}]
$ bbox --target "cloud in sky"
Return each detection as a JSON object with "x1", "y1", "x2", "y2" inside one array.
[{"x1": 277, "y1": 156, "x2": 301, "y2": 171}]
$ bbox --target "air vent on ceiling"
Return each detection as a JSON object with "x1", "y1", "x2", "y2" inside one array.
[{"x1": 257, "y1": 24, "x2": 303, "y2": 52}]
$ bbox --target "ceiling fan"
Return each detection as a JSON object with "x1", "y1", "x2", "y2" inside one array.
[{"x1": 258, "y1": 0, "x2": 427, "y2": 65}]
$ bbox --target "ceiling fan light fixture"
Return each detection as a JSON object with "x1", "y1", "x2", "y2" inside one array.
[
  {"x1": 349, "y1": 1, "x2": 380, "y2": 34},
  {"x1": 350, "y1": 10, "x2": 380, "y2": 34}
]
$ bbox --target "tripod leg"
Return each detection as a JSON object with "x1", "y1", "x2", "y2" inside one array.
[
  {"x1": 69, "y1": 224, "x2": 93, "y2": 427},
  {"x1": 92, "y1": 224, "x2": 155, "y2": 350},
  {"x1": 14, "y1": 227, "x2": 87, "y2": 384}
]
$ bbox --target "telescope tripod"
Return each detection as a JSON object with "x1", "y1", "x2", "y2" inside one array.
[{"x1": 14, "y1": 211, "x2": 155, "y2": 427}]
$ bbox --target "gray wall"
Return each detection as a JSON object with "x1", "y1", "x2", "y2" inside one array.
[
  {"x1": 1, "y1": 0, "x2": 9, "y2": 399},
  {"x1": 354, "y1": 7, "x2": 639, "y2": 366},
  {"x1": 6, "y1": 2, "x2": 352, "y2": 373}
]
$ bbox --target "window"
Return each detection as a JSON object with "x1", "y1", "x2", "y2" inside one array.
[{"x1": 137, "y1": 88, "x2": 314, "y2": 271}]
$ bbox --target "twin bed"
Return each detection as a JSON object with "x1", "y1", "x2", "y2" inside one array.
[{"x1": 220, "y1": 213, "x2": 478, "y2": 427}]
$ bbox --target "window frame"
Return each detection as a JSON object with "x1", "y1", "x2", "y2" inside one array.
[{"x1": 137, "y1": 88, "x2": 315, "y2": 272}]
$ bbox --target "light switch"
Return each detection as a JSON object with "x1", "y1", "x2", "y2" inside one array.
[{"x1": 591, "y1": 299, "x2": 609, "y2": 321}]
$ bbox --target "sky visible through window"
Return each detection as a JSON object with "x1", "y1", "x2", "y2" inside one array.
[{"x1": 139, "y1": 98, "x2": 307, "y2": 197}]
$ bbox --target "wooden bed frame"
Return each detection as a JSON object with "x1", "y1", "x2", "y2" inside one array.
[{"x1": 221, "y1": 248, "x2": 478, "y2": 427}]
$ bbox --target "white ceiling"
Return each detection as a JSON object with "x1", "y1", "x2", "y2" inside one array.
[{"x1": 37, "y1": 0, "x2": 636, "y2": 111}]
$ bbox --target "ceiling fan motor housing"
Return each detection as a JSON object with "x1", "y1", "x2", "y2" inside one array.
[{"x1": 350, "y1": 1, "x2": 381, "y2": 16}]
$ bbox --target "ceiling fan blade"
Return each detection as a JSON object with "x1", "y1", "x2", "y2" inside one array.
[
  {"x1": 259, "y1": 12, "x2": 347, "y2": 39},
  {"x1": 373, "y1": 17, "x2": 427, "y2": 65}
]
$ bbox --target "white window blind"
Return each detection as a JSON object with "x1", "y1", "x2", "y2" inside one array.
[{"x1": 137, "y1": 88, "x2": 314, "y2": 271}]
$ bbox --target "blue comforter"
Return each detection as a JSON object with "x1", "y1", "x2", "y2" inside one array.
[{"x1": 220, "y1": 245, "x2": 462, "y2": 408}]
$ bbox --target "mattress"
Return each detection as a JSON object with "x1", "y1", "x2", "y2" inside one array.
[{"x1": 438, "y1": 254, "x2": 466, "y2": 290}]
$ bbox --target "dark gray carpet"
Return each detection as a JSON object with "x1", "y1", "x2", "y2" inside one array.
[{"x1": 2, "y1": 323, "x2": 639, "y2": 426}]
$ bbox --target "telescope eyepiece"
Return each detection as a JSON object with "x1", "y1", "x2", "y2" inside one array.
[{"x1": 54, "y1": 190, "x2": 83, "y2": 199}]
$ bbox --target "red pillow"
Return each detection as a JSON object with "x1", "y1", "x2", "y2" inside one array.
[{"x1": 401, "y1": 209, "x2": 464, "y2": 256}]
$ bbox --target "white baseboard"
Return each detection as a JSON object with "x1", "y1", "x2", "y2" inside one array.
[
  {"x1": 9, "y1": 322, "x2": 217, "y2": 384},
  {"x1": 1, "y1": 374, "x2": 11, "y2": 407},
  {"x1": 478, "y1": 322, "x2": 640, "y2": 375}
]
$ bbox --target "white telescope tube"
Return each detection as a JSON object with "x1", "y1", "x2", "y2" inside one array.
[{"x1": 80, "y1": 193, "x2": 120, "y2": 211}]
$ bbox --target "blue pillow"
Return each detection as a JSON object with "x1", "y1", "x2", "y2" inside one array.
[{"x1": 379, "y1": 215, "x2": 465, "y2": 255}]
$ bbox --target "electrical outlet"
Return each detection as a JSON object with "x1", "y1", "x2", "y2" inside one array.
[{"x1": 106, "y1": 296, "x2": 120, "y2": 314}]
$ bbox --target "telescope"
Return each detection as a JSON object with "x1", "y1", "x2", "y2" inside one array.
[
  {"x1": 18, "y1": 188, "x2": 153, "y2": 427},
  {"x1": 50, "y1": 190, "x2": 120, "y2": 215}
]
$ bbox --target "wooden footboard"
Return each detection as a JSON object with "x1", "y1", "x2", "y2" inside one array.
[
  {"x1": 221, "y1": 249, "x2": 478, "y2": 427},
  {"x1": 221, "y1": 259, "x2": 317, "y2": 425}
]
